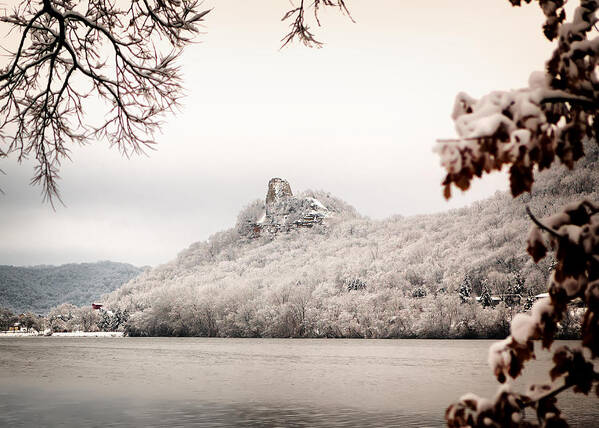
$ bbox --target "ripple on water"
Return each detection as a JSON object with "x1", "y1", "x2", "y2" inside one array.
[{"x1": 0, "y1": 338, "x2": 597, "y2": 427}]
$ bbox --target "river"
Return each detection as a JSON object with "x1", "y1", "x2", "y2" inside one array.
[{"x1": 0, "y1": 338, "x2": 597, "y2": 427}]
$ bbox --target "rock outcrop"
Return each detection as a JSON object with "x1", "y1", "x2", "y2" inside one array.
[
  {"x1": 244, "y1": 178, "x2": 330, "y2": 237},
  {"x1": 266, "y1": 178, "x2": 293, "y2": 214}
]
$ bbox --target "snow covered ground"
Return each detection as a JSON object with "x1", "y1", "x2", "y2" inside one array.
[
  {"x1": 51, "y1": 331, "x2": 124, "y2": 337},
  {"x1": 0, "y1": 332, "x2": 43, "y2": 337},
  {"x1": 0, "y1": 331, "x2": 123, "y2": 338}
]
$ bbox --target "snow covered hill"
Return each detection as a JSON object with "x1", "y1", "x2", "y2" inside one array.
[{"x1": 101, "y1": 145, "x2": 598, "y2": 338}]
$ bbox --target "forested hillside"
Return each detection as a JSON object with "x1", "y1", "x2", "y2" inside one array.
[
  {"x1": 100, "y1": 143, "x2": 598, "y2": 338},
  {"x1": 0, "y1": 261, "x2": 143, "y2": 314}
]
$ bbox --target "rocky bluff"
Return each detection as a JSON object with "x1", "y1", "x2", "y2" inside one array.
[{"x1": 245, "y1": 178, "x2": 330, "y2": 237}]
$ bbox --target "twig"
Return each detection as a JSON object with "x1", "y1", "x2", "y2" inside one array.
[{"x1": 526, "y1": 206, "x2": 564, "y2": 239}]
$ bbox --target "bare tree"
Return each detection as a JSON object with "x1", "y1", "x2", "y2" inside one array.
[
  {"x1": 0, "y1": 0, "x2": 209, "y2": 204},
  {"x1": 0, "y1": 0, "x2": 356, "y2": 205}
]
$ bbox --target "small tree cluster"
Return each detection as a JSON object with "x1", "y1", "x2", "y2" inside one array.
[
  {"x1": 19, "y1": 312, "x2": 43, "y2": 332},
  {"x1": 479, "y1": 285, "x2": 494, "y2": 308},
  {"x1": 412, "y1": 287, "x2": 428, "y2": 298},
  {"x1": 345, "y1": 278, "x2": 367, "y2": 291},
  {"x1": 0, "y1": 307, "x2": 18, "y2": 330},
  {"x1": 97, "y1": 307, "x2": 129, "y2": 331},
  {"x1": 459, "y1": 275, "x2": 473, "y2": 303}
]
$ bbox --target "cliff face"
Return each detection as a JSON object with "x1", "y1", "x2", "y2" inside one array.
[{"x1": 265, "y1": 178, "x2": 293, "y2": 212}]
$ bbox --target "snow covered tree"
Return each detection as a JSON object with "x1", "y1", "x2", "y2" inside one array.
[
  {"x1": 412, "y1": 286, "x2": 427, "y2": 298},
  {"x1": 443, "y1": 2, "x2": 599, "y2": 427},
  {"x1": 76, "y1": 306, "x2": 99, "y2": 331},
  {"x1": 47, "y1": 302, "x2": 77, "y2": 331},
  {"x1": 97, "y1": 309, "x2": 111, "y2": 331},
  {"x1": 478, "y1": 285, "x2": 493, "y2": 309},
  {"x1": 111, "y1": 308, "x2": 129, "y2": 330},
  {"x1": 459, "y1": 275, "x2": 473, "y2": 303},
  {"x1": 19, "y1": 312, "x2": 42, "y2": 332},
  {"x1": 0, "y1": 307, "x2": 17, "y2": 331},
  {"x1": 236, "y1": 199, "x2": 265, "y2": 237},
  {"x1": 345, "y1": 278, "x2": 367, "y2": 291},
  {"x1": 437, "y1": 1, "x2": 598, "y2": 200}
]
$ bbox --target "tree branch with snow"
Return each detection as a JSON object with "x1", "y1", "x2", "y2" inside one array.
[
  {"x1": 444, "y1": 2, "x2": 599, "y2": 426},
  {"x1": 436, "y1": 0, "x2": 598, "y2": 199}
]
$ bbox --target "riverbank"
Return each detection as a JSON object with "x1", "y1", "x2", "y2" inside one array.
[{"x1": 0, "y1": 331, "x2": 123, "y2": 337}]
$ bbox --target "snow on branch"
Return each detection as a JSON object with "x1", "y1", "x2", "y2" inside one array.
[
  {"x1": 436, "y1": 0, "x2": 599, "y2": 199},
  {"x1": 445, "y1": 4, "x2": 599, "y2": 425},
  {"x1": 447, "y1": 199, "x2": 599, "y2": 427}
]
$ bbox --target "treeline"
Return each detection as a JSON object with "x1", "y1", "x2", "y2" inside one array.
[
  {"x1": 89, "y1": 144, "x2": 599, "y2": 338},
  {"x1": 5, "y1": 296, "x2": 582, "y2": 338},
  {"x1": 123, "y1": 289, "x2": 583, "y2": 339},
  {"x1": 0, "y1": 261, "x2": 144, "y2": 314},
  {"x1": 0, "y1": 304, "x2": 129, "y2": 333},
  {"x1": 0, "y1": 307, "x2": 43, "y2": 332},
  {"x1": 45, "y1": 303, "x2": 129, "y2": 332}
]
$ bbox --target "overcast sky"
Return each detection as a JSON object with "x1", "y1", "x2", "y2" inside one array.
[{"x1": 0, "y1": 1, "x2": 558, "y2": 267}]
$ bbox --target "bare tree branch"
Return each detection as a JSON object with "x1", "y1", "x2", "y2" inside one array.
[
  {"x1": 281, "y1": 0, "x2": 353, "y2": 49},
  {"x1": 0, "y1": 0, "x2": 210, "y2": 205}
]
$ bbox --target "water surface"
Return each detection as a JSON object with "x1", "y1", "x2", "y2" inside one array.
[{"x1": 0, "y1": 338, "x2": 596, "y2": 427}]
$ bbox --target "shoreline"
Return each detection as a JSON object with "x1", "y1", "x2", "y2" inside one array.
[{"x1": 0, "y1": 331, "x2": 124, "y2": 338}]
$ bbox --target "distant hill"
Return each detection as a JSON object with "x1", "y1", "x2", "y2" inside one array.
[
  {"x1": 0, "y1": 261, "x2": 144, "y2": 314},
  {"x1": 99, "y1": 143, "x2": 599, "y2": 338}
]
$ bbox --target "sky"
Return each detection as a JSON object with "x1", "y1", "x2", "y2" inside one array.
[{"x1": 0, "y1": 1, "x2": 559, "y2": 267}]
